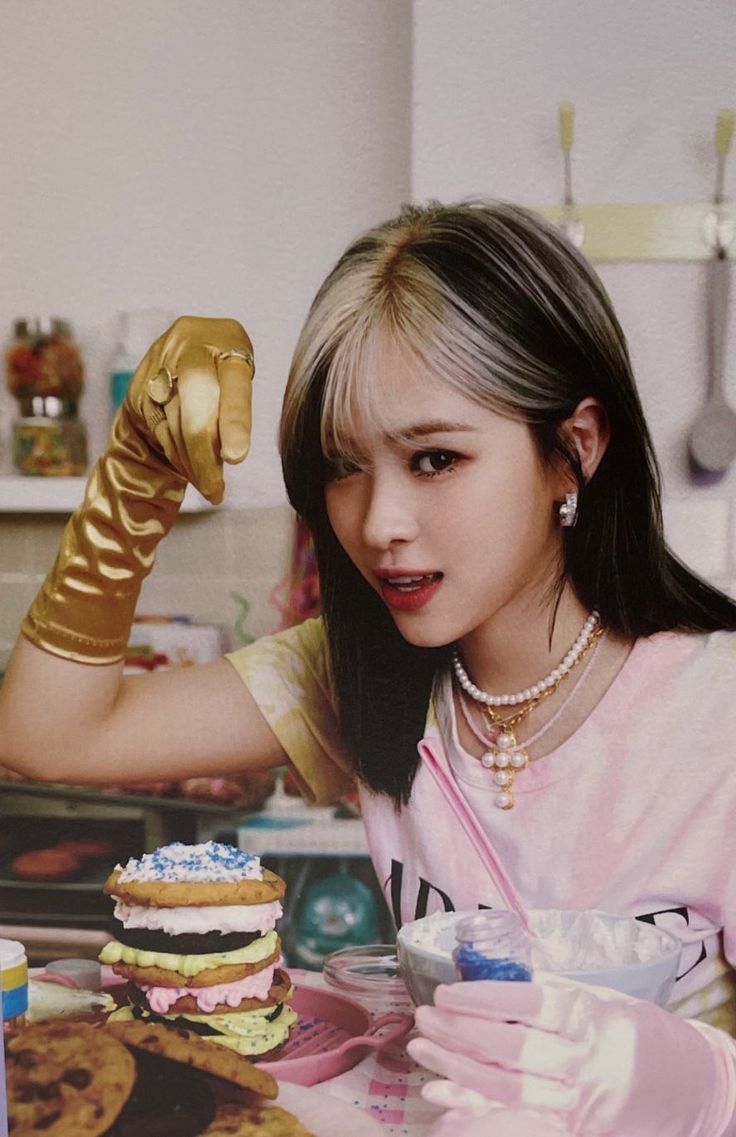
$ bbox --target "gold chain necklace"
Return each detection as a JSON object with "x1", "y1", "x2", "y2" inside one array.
[{"x1": 457, "y1": 624, "x2": 604, "y2": 810}]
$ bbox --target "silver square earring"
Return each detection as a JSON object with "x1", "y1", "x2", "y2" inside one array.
[{"x1": 559, "y1": 492, "x2": 578, "y2": 527}]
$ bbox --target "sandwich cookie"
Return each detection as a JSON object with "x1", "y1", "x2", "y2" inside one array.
[{"x1": 101, "y1": 841, "x2": 297, "y2": 1058}]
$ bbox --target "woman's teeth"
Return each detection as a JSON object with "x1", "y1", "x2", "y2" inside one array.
[{"x1": 387, "y1": 574, "x2": 437, "y2": 591}]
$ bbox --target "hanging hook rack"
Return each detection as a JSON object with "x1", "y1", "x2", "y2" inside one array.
[
  {"x1": 537, "y1": 106, "x2": 736, "y2": 262},
  {"x1": 702, "y1": 107, "x2": 735, "y2": 254},
  {"x1": 558, "y1": 101, "x2": 584, "y2": 248}
]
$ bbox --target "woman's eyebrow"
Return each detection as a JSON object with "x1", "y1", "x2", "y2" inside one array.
[{"x1": 386, "y1": 420, "x2": 477, "y2": 443}]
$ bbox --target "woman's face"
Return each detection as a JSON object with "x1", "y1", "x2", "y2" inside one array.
[{"x1": 323, "y1": 358, "x2": 568, "y2": 649}]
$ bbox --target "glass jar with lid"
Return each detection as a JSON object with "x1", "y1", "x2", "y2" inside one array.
[{"x1": 6, "y1": 317, "x2": 87, "y2": 475}]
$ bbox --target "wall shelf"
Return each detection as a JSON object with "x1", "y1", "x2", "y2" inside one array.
[
  {"x1": 0, "y1": 476, "x2": 213, "y2": 514},
  {"x1": 535, "y1": 202, "x2": 735, "y2": 262}
]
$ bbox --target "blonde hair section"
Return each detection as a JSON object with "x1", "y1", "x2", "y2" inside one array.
[{"x1": 281, "y1": 201, "x2": 592, "y2": 473}]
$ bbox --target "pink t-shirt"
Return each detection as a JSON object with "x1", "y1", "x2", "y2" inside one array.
[{"x1": 227, "y1": 622, "x2": 736, "y2": 1030}]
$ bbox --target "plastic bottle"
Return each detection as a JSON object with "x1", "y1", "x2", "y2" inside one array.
[
  {"x1": 1, "y1": 938, "x2": 29, "y2": 1035},
  {"x1": 453, "y1": 911, "x2": 533, "y2": 981},
  {"x1": 109, "y1": 309, "x2": 175, "y2": 413}
]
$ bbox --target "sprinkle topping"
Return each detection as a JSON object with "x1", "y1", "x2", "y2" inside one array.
[{"x1": 117, "y1": 841, "x2": 262, "y2": 883}]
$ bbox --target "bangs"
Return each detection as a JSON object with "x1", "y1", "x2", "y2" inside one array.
[
  {"x1": 319, "y1": 275, "x2": 520, "y2": 466},
  {"x1": 281, "y1": 199, "x2": 582, "y2": 524}
]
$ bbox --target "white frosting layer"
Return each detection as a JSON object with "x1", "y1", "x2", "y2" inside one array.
[
  {"x1": 114, "y1": 899, "x2": 283, "y2": 936},
  {"x1": 116, "y1": 841, "x2": 262, "y2": 883}
]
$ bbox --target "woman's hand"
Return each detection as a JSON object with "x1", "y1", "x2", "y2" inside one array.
[
  {"x1": 127, "y1": 315, "x2": 255, "y2": 503},
  {"x1": 407, "y1": 974, "x2": 736, "y2": 1137}
]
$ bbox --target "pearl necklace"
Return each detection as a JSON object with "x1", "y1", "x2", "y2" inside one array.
[
  {"x1": 456, "y1": 629, "x2": 605, "y2": 810},
  {"x1": 451, "y1": 610, "x2": 601, "y2": 707},
  {"x1": 452, "y1": 610, "x2": 602, "y2": 810}
]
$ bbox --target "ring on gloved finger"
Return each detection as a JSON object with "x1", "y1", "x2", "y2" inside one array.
[
  {"x1": 216, "y1": 348, "x2": 255, "y2": 375},
  {"x1": 147, "y1": 365, "x2": 178, "y2": 406}
]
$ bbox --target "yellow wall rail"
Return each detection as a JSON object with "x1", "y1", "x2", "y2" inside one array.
[{"x1": 535, "y1": 202, "x2": 734, "y2": 263}]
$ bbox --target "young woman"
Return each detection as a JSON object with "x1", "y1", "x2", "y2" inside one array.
[{"x1": 2, "y1": 201, "x2": 736, "y2": 1135}]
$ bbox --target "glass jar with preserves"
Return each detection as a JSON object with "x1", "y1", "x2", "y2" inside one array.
[{"x1": 6, "y1": 318, "x2": 88, "y2": 475}]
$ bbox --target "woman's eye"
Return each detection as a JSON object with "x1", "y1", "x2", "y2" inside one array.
[
  {"x1": 324, "y1": 454, "x2": 362, "y2": 481},
  {"x1": 411, "y1": 450, "x2": 459, "y2": 477}
]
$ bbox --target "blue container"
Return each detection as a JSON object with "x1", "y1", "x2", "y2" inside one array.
[{"x1": 1, "y1": 938, "x2": 28, "y2": 1024}]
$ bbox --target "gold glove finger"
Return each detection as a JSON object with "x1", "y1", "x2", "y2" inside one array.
[
  {"x1": 155, "y1": 397, "x2": 186, "y2": 475},
  {"x1": 143, "y1": 367, "x2": 192, "y2": 479},
  {"x1": 158, "y1": 396, "x2": 224, "y2": 505},
  {"x1": 217, "y1": 350, "x2": 254, "y2": 464},
  {"x1": 176, "y1": 365, "x2": 224, "y2": 504}
]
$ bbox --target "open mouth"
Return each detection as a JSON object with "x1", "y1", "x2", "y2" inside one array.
[
  {"x1": 377, "y1": 572, "x2": 444, "y2": 611},
  {"x1": 379, "y1": 572, "x2": 443, "y2": 592}
]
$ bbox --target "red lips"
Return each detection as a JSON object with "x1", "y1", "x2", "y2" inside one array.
[{"x1": 376, "y1": 571, "x2": 444, "y2": 611}]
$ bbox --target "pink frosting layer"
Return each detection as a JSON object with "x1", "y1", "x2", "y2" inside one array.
[{"x1": 141, "y1": 964, "x2": 276, "y2": 1013}]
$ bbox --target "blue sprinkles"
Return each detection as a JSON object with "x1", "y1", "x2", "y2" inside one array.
[
  {"x1": 123, "y1": 841, "x2": 260, "y2": 881},
  {"x1": 454, "y1": 945, "x2": 532, "y2": 981}
]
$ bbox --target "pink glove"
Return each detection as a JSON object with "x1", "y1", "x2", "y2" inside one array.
[{"x1": 407, "y1": 974, "x2": 736, "y2": 1137}]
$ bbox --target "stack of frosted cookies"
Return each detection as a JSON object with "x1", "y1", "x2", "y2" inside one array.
[{"x1": 100, "y1": 841, "x2": 297, "y2": 1059}]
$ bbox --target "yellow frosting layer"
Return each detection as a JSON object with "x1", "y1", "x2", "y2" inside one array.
[
  {"x1": 107, "y1": 1000, "x2": 297, "y2": 1057},
  {"x1": 180, "y1": 1005, "x2": 298, "y2": 1055},
  {"x1": 99, "y1": 930, "x2": 278, "y2": 976}
]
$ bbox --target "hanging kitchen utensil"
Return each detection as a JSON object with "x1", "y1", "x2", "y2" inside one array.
[
  {"x1": 688, "y1": 108, "x2": 736, "y2": 482},
  {"x1": 558, "y1": 101, "x2": 585, "y2": 249}
]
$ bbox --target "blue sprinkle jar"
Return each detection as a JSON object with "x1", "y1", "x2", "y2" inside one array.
[{"x1": 453, "y1": 911, "x2": 533, "y2": 982}]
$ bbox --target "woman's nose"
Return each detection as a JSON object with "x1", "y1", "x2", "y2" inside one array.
[{"x1": 361, "y1": 476, "x2": 419, "y2": 549}]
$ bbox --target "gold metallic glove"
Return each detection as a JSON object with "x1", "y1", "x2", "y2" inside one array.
[{"x1": 21, "y1": 317, "x2": 254, "y2": 664}]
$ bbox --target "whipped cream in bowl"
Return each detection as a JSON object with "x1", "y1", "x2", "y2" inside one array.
[{"x1": 397, "y1": 908, "x2": 682, "y2": 1007}]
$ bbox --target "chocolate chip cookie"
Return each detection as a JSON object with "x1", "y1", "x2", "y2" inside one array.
[
  {"x1": 6, "y1": 1021, "x2": 135, "y2": 1137},
  {"x1": 199, "y1": 1102, "x2": 316, "y2": 1136},
  {"x1": 102, "y1": 1020, "x2": 278, "y2": 1099}
]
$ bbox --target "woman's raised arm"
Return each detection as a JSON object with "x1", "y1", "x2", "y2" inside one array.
[{"x1": 0, "y1": 317, "x2": 286, "y2": 784}]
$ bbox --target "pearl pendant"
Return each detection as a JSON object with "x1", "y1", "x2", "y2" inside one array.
[{"x1": 471, "y1": 714, "x2": 526, "y2": 811}]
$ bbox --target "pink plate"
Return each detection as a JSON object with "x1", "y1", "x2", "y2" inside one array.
[{"x1": 258, "y1": 984, "x2": 413, "y2": 1086}]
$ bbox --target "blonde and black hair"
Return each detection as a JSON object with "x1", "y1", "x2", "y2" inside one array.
[{"x1": 280, "y1": 200, "x2": 736, "y2": 803}]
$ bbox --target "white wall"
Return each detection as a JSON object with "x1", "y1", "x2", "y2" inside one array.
[
  {"x1": 1, "y1": 0, "x2": 734, "y2": 617},
  {"x1": 412, "y1": 0, "x2": 736, "y2": 592},
  {"x1": 0, "y1": 0, "x2": 412, "y2": 506},
  {"x1": 0, "y1": 0, "x2": 413, "y2": 662}
]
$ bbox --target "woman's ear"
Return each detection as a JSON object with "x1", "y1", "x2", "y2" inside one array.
[{"x1": 562, "y1": 397, "x2": 610, "y2": 484}]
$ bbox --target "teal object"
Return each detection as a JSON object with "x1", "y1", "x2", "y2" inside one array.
[
  {"x1": 111, "y1": 369, "x2": 134, "y2": 410},
  {"x1": 291, "y1": 871, "x2": 380, "y2": 971}
]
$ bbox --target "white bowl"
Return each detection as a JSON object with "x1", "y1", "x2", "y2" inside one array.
[{"x1": 397, "y1": 908, "x2": 682, "y2": 1007}]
